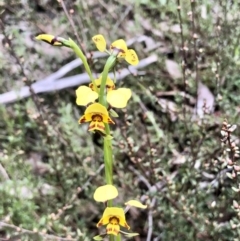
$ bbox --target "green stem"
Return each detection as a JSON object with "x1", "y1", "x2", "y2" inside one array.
[
  {"x1": 68, "y1": 38, "x2": 97, "y2": 90},
  {"x1": 99, "y1": 55, "x2": 116, "y2": 187},
  {"x1": 116, "y1": 235, "x2": 121, "y2": 241},
  {"x1": 99, "y1": 55, "x2": 119, "y2": 241},
  {"x1": 99, "y1": 55, "x2": 116, "y2": 104},
  {"x1": 110, "y1": 236, "x2": 114, "y2": 241},
  {"x1": 103, "y1": 130, "x2": 113, "y2": 184}
]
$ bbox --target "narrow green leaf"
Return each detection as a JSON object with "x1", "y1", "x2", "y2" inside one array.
[{"x1": 93, "y1": 235, "x2": 104, "y2": 240}]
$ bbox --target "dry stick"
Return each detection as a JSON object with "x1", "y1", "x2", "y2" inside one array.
[
  {"x1": 189, "y1": 0, "x2": 202, "y2": 171},
  {"x1": 176, "y1": 1, "x2": 188, "y2": 120},
  {"x1": 190, "y1": 0, "x2": 200, "y2": 115},
  {"x1": 215, "y1": 22, "x2": 221, "y2": 100},
  {"x1": 0, "y1": 222, "x2": 76, "y2": 241},
  {"x1": 60, "y1": 0, "x2": 87, "y2": 56},
  {"x1": 0, "y1": 55, "x2": 157, "y2": 104},
  {"x1": 176, "y1": 1, "x2": 194, "y2": 168},
  {"x1": 146, "y1": 197, "x2": 156, "y2": 241}
]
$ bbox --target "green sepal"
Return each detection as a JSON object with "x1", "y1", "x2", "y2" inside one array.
[
  {"x1": 104, "y1": 135, "x2": 113, "y2": 140},
  {"x1": 93, "y1": 235, "x2": 104, "y2": 240},
  {"x1": 109, "y1": 109, "x2": 119, "y2": 117},
  {"x1": 57, "y1": 37, "x2": 71, "y2": 47},
  {"x1": 124, "y1": 232, "x2": 139, "y2": 238}
]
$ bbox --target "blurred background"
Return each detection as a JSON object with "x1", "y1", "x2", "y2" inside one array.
[{"x1": 0, "y1": 0, "x2": 240, "y2": 240}]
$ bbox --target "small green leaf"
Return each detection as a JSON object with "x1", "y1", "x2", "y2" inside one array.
[
  {"x1": 109, "y1": 109, "x2": 119, "y2": 117},
  {"x1": 124, "y1": 232, "x2": 139, "y2": 238},
  {"x1": 93, "y1": 235, "x2": 104, "y2": 240},
  {"x1": 104, "y1": 135, "x2": 113, "y2": 140}
]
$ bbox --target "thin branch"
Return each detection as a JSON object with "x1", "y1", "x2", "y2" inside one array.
[
  {"x1": 176, "y1": 0, "x2": 188, "y2": 119},
  {"x1": 59, "y1": 0, "x2": 87, "y2": 55},
  {"x1": 0, "y1": 222, "x2": 76, "y2": 241},
  {"x1": 190, "y1": 0, "x2": 200, "y2": 115},
  {"x1": 146, "y1": 197, "x2": 156, "y2": 241}
]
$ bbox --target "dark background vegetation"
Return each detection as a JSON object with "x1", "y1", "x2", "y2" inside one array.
[{"x1": 0, "y1": 0, "x2": 240, "y2": 240}]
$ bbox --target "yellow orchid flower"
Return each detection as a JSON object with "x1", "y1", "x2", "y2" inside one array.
[
  {"x1": 92, "y1": 34, "x2": 139, "y2": 66},
  {"x1": 94, "y1": 185, "x2": 147, "y2": 237},
  {"x1": 35, "y1": 34, "x2": 63, "y2": 46},
  {"x1": 97, "y1": 207, "x2": 130, "y2": 236},
  {"x1": 76, "y1": 77, "x2": 131, "y2": 108},
  {"x1": 79, "y1": 103, "x2": 114, "y2": 134}
]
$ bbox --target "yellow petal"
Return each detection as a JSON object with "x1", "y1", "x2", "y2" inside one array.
[
  {"x1": 92, "y1": 34, "x2": 107, "y2": 52},
  {"x1": 125, "y1": 200, "x2": 147, "y2": 209},
  {"x1": 107, "y1": 88, "x2": 132, "y2": 108},
  {"x1": 35, "y1": 34, "x2": 62, "y2": 46},
  {"x1": 106, "y1": 223, "x2": 120, "y2": 236},
  {"x1": 81, "y1": 103, "x2": 115, "y2": 124},
  {"x1": 85, "y1": 103, "x2": 108, "y2": 116},
  {"x1": 125, "y1": 49, "x2": 139, "y2": 66},
  {"x1": 97, "y1": 207, "x2": 130, "y2": 230},
  {"x1": 79, "y1": 114, "x2": 91, "y2": 123},
  {"x1": 76, "y1": 86, "x2": 99, "y2": 106},
  {"x1": 88, "y1": 121, "x2": 106, "y2": 134},
  {"x1": 94, "y1": 184, "x2": 118, "y2": 202},
  {"x1": 110, "y1": 39, "x2": 128, "y2": 57}
]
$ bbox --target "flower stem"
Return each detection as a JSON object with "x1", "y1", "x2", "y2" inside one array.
[
  {"x1": 68, "y1": 38, "x2": 98, "y2": 90},
  {"x1": 99, "y1": 55, "x2": 116, "y2": 104},
  {"x1": 99, "y1": 55, "x2": 119, "y2": 241},
  {"x1": 103, "y1": 130, "x2": 113, "y2": 184},
  {"x1": 99, "y1": 55, "x2": 116, "y2": 186},
  {"x1": 116, "y1": 235, "x2": 121, "y2": 241}
]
